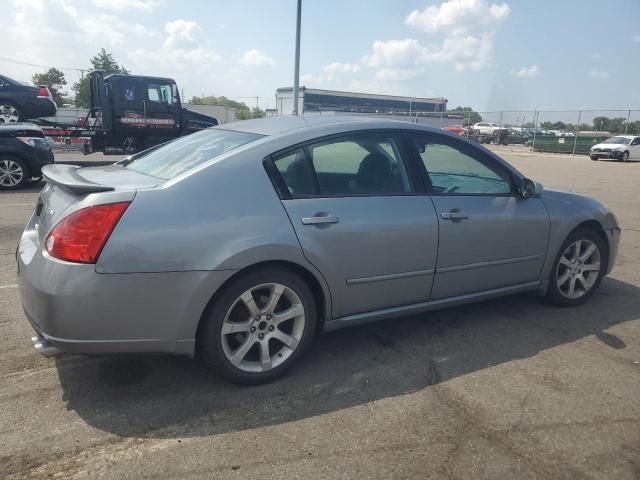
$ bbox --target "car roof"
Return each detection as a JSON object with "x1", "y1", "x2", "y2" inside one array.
[{"x1": 217, "y1": 115, "x2": 416, "y2": 136}]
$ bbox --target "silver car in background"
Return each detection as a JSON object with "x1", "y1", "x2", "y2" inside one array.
[{"x1": 18, "y1": 116, "x2": 620, "y2": 384}]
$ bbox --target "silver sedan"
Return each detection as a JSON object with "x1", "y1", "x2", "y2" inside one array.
[{"x1": 18, "y1": 116, "x2": 621, "y2": 384}]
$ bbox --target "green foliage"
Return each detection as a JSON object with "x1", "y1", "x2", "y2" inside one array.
[
  {"x1": 187, "y1": 95, "x2": 265, "y2": 119},
  {"x1": 448, "y1": 106, "x2": 482, "y2": 125},
  {"x1": 592, "y1": 117, "x2": 627, "y2": 133},
  {"x1": 32, "y1": 68, "x2": 67, "y2": 107},
  {"x1": 72, "y1": 49, "x2": 130, "y2": 107}
]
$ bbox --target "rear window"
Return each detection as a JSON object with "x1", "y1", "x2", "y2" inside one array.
[{"x1": 126, "y1": 128, "x2": 263, "y2": 179}]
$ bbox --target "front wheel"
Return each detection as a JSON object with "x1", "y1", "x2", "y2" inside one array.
[
  {"x1": 545, "y1": 228, "x2": 607, "y2": 306},
  {"x1": 590, "y1": 155, "x2": 598, "y2": 161},
  {"x1": 622, "y1": 151, "x2": 629, "y2": 162},
  {"x1": 198, "y1": 267, "x2": 317, "y2": 384}
]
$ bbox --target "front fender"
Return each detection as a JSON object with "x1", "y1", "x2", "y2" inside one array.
[{"x1": 539, "y1": 189, "x2": 620, "y2": 287}]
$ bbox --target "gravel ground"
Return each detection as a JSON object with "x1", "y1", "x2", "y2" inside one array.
[{"x1": 0, "y1": 148, "x2": 638, "y2": 479}]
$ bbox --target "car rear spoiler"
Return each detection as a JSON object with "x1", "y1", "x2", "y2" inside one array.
[{"x1": 41, "y1": 164, "x2": 115, "y2": 195}]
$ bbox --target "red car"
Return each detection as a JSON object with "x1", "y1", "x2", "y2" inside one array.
[{"x1": 442, "y1": 125, "x2": 469, "y2": 136}]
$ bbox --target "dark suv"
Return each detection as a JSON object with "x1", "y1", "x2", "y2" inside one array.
[
  {"x1": 0, "y1": 75, "x2": 57, "y2": 123},
  {"x1": 0, "y1": 123, "x2": 54, "y2": 190}
]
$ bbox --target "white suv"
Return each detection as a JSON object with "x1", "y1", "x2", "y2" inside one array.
[{"x1": 473, "y1": 122, "x2": 500, "y2": 135}]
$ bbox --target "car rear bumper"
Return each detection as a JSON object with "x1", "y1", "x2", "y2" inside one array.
[
  {"x1": 18, "y1": 214, "x2": 236, "y2": 357},
  {"x1": 27, "y1": 98, "x2": 57, "y2": 119}
]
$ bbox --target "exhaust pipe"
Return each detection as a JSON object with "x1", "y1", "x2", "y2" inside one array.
[{"x1": 31, "y1": 335, "x2": 62, "y2": 358}]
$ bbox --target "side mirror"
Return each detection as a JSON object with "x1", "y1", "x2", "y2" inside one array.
[{"x1": 520, "y1": 178, "x2": 543, "y2": 199}]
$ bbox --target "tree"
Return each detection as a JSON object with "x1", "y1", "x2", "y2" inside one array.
[
  {"x1": 32, "y1": 68, "x2": 67, "y2": 107},
  {"x1": 187, "y1": 95, "x2": 264, "y2": 119},
  {"x1": 72, "y1": 49, "x2": 129, "y2": 107},
  {"x1": 447, "y1": 106, "x2": 482, "y2": 125}
]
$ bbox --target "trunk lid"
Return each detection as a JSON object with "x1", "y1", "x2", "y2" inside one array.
[{"x1": 36, "y1": 164, "x2": 161, "y2": 241}]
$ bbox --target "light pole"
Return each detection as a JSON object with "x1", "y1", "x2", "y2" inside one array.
[{"x1": 292, "y1": 0, "x2": 302, "y2": 115}]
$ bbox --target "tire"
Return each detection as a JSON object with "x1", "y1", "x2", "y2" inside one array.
[
  {"x1": 590, "y1": 156, "x2": 598, "y2": 161},
  {"x1": 473, "y1": 129, "x2": 480, "y2": 136},
  {"x1": 198, "y1": 267, "x2": 317, "y2": 384},
  {"x1": 0, "y1": 101, "x2": 21, "y2": 123},
  {"x1": 622, "y1": 151, "x2": 629, "y2": 162},
  {"x1": 545, "y1": 227, "x2": 608, "y2": 307},
  {"x1": 0, "y1": 156, "x2": 29, "y2": 190}
]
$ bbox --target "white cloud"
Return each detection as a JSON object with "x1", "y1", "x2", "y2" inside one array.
[
  {"x1": 511, "y1": 65, "x2": 539, "y2": 77},
  {"x1": 362, "y1": 39, "x2": 428, "y2": 68},
  {"x1": 301, "y1": 73, "x2": 323, "y2": 84},
  {"x1": 323, "y1": 62, "x2": 361, "y2": 74},
  {"x1": 399, "y1": 0, "x2": 511, "y2": 70},
  {"x1": 406, "y1": 0, "x2": 510, "y2": 34},
  {"x1": 92, "y1": 0, "x2": 161, "y2": 12},
  {"x1": 361, "y1": 34, "x2": 494, "y2": 72},
  {"x1": 164, "y1": 19, "x2": 201, "y2": 48},
  {"x1": 238, "y1": 49, "x2": 275, "y2": 66},
  {"x1": 588, "y1": 70, "x2": 610, "y2": 79},
  {"x1": 374, "y1": 67, "x2": 425, "y2": 82}
]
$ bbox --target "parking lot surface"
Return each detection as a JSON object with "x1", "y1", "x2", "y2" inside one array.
[{"x1": 1, "y1": 149, "x2": 638, "y2": 479}]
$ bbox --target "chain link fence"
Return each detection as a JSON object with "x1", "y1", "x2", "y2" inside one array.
[{"x1": 330, "y1": 109, "x2": 640, "y2": 155}]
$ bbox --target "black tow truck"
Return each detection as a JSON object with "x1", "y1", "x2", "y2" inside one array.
[{"x1": 38, "y1": 71, "x2": 218, "y2": 155}]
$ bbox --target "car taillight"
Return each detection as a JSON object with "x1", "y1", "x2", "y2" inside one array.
[
  {"x1": 45, "y1": 202, "x2": 131, "y2": 264},
  {"x1": 37, "y1": 86, "x2": 51, "y2": 99}
]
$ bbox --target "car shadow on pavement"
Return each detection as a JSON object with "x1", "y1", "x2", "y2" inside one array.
[{"x1": 55, "y1": 276, "x2": 639, "y2": 439}]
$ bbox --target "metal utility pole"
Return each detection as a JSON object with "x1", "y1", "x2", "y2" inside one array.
[
  {"x1": 572, "y1": 110, "x2": 581, "y2": 156},
  {"x1": 625, "y1": 109, "x2": 631, "y2": 134},
  {"x1": 292, "y1": 0, "x2": 302, "y2": 115}
]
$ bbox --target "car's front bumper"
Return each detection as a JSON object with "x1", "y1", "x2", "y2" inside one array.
[
  {"x1": 27, "y1": 147, "x2": 54, "y2": 177},
  {"x1": 605, "y1": 226, "x2": 621, "y2": 274},
  {"x1": 18, "y1": 213, "x2": 236, "y2": 357},
  {"x1": 590, "y1": 150, "x2": 624, "y2": 160}
]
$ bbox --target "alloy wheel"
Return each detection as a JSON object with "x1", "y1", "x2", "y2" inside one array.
[
  {"x1": 220, "y1": 282, "x2": 306, "y2": 373},
  {"x1": 556, "y1": 239, "x2": 601, "y2": 299},
  {"x1": 0, "y1": 159, "x2": 24, "y2": 187},
  {"x1": 0, "y1": 104, "x2": 19, "y2": 123}
]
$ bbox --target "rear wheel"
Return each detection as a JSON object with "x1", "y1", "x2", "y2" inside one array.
[
  {"x1": 0, "y1": 102, "x2": 21, "y2": 123},
  {"x1": 545, "y1": 228, "x2": 607, "y2": 306},
  {"x1": 198, "y1": 267, "x2": 317, "y2": 384},
  {"x1": 0, "y1": 156, "x2": 29, "y2": 190}
]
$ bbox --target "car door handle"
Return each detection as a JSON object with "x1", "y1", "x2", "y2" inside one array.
[
  {"x1": 301, "y1": 215, "x2": 339, "y2": 225},
  {"x1": 441, "y1": 211, "x2": 468, "y2": 220}
]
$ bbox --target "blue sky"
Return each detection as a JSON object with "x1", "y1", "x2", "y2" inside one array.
[{"x1": 3, "y1": 0, "x2": 640, "y2": 111}]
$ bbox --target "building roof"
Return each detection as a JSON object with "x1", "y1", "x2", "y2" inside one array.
[{"x1": 276, "y1": 87, "x2": 447, "y2": 104}]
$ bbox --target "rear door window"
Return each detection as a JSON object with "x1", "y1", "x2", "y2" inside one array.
[{"x1": 273, "y1": 133, "x2": 414, "y2": 197}]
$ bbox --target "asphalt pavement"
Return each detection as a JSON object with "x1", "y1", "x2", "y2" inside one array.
[{"x1": 0, "y1": 148, "x2": 638, "y2": 479}]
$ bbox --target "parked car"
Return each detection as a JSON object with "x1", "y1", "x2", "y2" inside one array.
[
  {"x1": 0, "y1": 75, "x2": 57, "y2": 123},
  {"x1": 590, "y1": 135, "x2": 640, "y2": 162},
  {"x1": 0, "y1": 123, "x2": 54, "y2": 190},
  {"x1": 502, "y1": 128, "x2": 530, "y2": 146},
  {"x1": 19, "y1": 116, "x2": 620, "y2": 384},
  {"x1": 442, "y1": 124, "x2": 468, "y2": 136},
  {"x1": 472, "y1": 122, "x2": 501, "y2": 135}
]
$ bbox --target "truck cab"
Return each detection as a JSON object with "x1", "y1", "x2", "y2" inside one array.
[{"x1": 89, "y1": 71, "x2": 218, "y2": 154}]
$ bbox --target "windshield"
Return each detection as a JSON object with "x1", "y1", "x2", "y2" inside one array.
[
  {"x1": 126, "y1": 128, "x2": 263, "y2": 179},
  {"x1": 602, "y1": 136, "x2": 631, "y2": 145}
]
